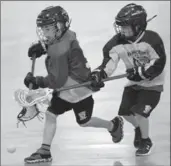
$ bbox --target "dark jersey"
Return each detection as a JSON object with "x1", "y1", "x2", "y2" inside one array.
[
  {"x1": 99, "y1": 30, "x2": 166, "y2": 92},
  {"x1": 39, "y1": 30, "x2": 93, "y2": 103}
]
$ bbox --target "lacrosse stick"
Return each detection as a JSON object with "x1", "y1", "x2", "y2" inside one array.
[
  {"x1": 30, "y1": 55, "x2": 36, "y2": 87},
  {"x1": 16, "y1": 54, "x2": 43, "y2": 127},
  {"x1": 57, "y1": 73, "x2": 128, "y2": 92},
  {"x1": 147, "y1": 15, "x2": 157, "y2": 23},
  {"x1": 14, "y1": 73, "x2": 128, "y2": 108}
]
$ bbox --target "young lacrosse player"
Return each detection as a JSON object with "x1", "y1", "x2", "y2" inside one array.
[
  {"x1": 90, "y1": 3, "x2": 166, "y2": 156},
  {"x1": 23, "y1": 6, "x2": 123, "y2": 164}
]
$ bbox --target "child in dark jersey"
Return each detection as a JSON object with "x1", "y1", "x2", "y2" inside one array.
[
  {"x1": 23, "y1": 6, "x2": 123, "y2": 164},
  {"x1": 90, "y1": 3, "x2": 166, "y2": 156}
]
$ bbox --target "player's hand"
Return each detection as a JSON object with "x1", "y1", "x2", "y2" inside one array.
[
  {"x1": 52, "y1": 90, "x2": 60, "y2": 97},
  {"x1": 24, "y1": 72, "x2": 39, "y2": 89},
  {"x1": 126, "y1": 68, "x2": 137, "y2": 79},
  {"x1": 126, "y1": 67, "x2": 143, "y2": 82},
  {"x1": 89, "y1": 69, "x2": 107, "y2": 91},
  {"x1": 126, "y1": 66, "x2": 153, "y2": 82},
  {"x1": 28, "y1": 41, "x2": 46, "y2": 59}
]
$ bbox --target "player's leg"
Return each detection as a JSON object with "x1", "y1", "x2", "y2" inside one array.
[
  {"x1": 119, "y1": 86, "x2": 139, "y2": 127},
  {"x1": 24, "y1": 93, "x2": 72, "y2": 163},
  {"x1": 131, "y1": 89, "x2": 161, "y2": 156},
  {"x1": 72, "y1": 96, "x2": 124, "y2": 143},
  {"x1": 118, "y1": 86, "x2": 141, "y2": 148}
]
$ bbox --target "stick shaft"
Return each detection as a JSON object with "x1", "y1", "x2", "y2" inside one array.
[
  {"x1": 147, "y1": 15, "x2": 157, "y2": 22},
  {"x1": 57, "y1": 73, "x2": 128, "y2": 92},
  {"x1": 29, "y1": 54, "x2": 36, "y2": 90}
]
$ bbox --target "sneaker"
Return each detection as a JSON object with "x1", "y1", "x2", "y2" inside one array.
[
  {"x1": 109, "y1": 116, "x2": 124, "y2": 143},
  {"x1": 24, "y1": 148, "x2": 52, "y2": 164},
  {"x1": 136, "y1": 138, "x2": 153, "y2": 156},
  {"x1": 134, "y1": 127, "x2": 142, "y2": 148}
]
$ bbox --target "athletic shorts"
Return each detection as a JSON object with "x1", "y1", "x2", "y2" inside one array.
[
  {"x1": 48, "y1": 92, "x2": 94, "y2": 124},
  {"x1": 118, "y1": 86, "x2": 161, "y2": 118}
]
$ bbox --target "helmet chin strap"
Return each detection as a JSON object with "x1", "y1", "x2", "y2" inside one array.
[
  {"x1": 55, "y1": 19, "x2": 72, "y2": 40},
  {"x1": 127, "y1": 31, "x2": 145, "y2": 44}
]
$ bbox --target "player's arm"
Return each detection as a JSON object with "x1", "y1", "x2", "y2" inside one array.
[
  {"x1": 142, "y1": 37, "x2": 166, "y2": 80},
  {"x1": 99, "y1": 34, "x2": 121, "y2": 71},
  {"x1": 94, "y1": 34, "x2": 121, "y2": 75},
  {"x1": 69, "y1": 40, "x2": 91, "y2": 82},
  {"x1": 24, "y1": 41, "x2": 50, "y2": 89},
  {"x1": 90, "y1": 35, "x2": 120, "y2": 89},
  {"x1": 23, "y1": 73, "x2": 51, "y2": 89},
  {"x1": 127, "y1": 36, "x2": 166, "y2": 82},
  {"x1": 24, "y1": 57, "x2": 69, "y2": 90},
  {"x1": 24, "y1": 54, "x2": 70, "y2": 89}
]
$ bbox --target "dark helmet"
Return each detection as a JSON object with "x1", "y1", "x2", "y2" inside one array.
[
  {"x1": 36, "y1": 6, "x2": 71, "y2": 44},
  {"x1": 36, "y1": 6, "x2": 70, "y2": 28},
  {"x1": 114, "y1": 3, "x2": 147, "y2": 37}
]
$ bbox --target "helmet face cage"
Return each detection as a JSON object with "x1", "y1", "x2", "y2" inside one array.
[
  {"x1": 36, "y1": 22, "x2": 64, "y2": 45},
  {"x1": 36, "y1": 6, "x2": 71, "y2": 45},
  {"x1": 114, "y1": 22, "x2": 121, "y2": 35},
  {"x1": 114, "y1": 23, "x2": 135, "y2": 40},
  {"x1": 36, "y1": 26, "x2": 48, "y2": 45},
  {"x1": 114, "y1": 3, "x2": 147, "y2": 39}
]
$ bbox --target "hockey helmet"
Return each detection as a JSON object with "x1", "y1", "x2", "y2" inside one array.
[
  {"x1": 36, "y1": 6, "x2": 71, "y2": 44},
  {"x1": 114, "y1": 3, "x2": 147, "y2": 39}
]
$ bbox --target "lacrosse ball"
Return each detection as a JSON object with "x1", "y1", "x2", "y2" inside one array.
[{"x1": 7, "y1": 145, "x2": 16, "y2": 153}]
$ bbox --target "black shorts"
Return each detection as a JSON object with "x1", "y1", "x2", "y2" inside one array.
[
  {"x1": 118, "y1": 86, "x2": 161, "y2": 118},
  {"x1": 48, "y1": 93, "x2": 94, "y2": 125}
]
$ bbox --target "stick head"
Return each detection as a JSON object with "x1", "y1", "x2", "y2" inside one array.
[{"x1": 14, "y1": 89, "x2": 52, "y2": 107}]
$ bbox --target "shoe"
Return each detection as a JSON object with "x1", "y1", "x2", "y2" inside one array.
[
  {"x1": 134, "y1": 127, "x2": 142, "y2": 148},
  {"x1": 109, "y1": 116, "x2": 124, "y2": 143},
  {"x1": 24, "y1": 148, "x2": 52, "y2": 164},
  {"x1": 136, "y1": 138, "x2": 153, "y2": 156}
]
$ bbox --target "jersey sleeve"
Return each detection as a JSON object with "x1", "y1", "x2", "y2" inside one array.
[
  {"x1": 98, "y1": 34, "x2": 121, "y2": 76},
  {"x1": 37, "y1": 53, "x2": 69, "y2": 89},
  {"x1": 143, "y1": 33, "x2": 166, "y2": 80},
  {"x1": 69, "y1": 40, "x2": 91, "y2": 82},
  {"x1": 35, "y1": 75, "x2": 51, "y2": 88}
]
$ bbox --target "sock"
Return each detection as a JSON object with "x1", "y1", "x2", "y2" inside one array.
[
  {"x1": 135, "y1": 114, "x2": 149, "y2": 139},
  {"x1": 141, "y1": 137, "x2": 150, "y2": 142},
  {"x1": 41, "y1": 144, "x2": 51, "y2": 152}
]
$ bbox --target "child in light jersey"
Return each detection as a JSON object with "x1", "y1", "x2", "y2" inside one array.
[{"x1": 90, "y1": 3, "x2": 166, "y2": 156}]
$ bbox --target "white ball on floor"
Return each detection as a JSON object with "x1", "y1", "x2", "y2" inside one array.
[{"x1": 7, "y1": 145, "x2": 16, "y2": 153}]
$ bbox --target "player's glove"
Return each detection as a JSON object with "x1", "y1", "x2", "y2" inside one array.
[
  {"x1": 126, "y1": 66, "x2": 153, "y2": 82},
  {"x1": 24, "y1": 72, "x2": 45, "y2": 90},
  {"x1": 52, "y1": 89, "x2": 60, "y2": 97},
  {"x1": 89, "y1": 69, "x2": 107, "y2": 91},
  {"x1": 28, "y1": 41, "x2": 47, "y2": 59},
  {"x1": 126, "y1": 67, "x2": 143, "y2": 82}
]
